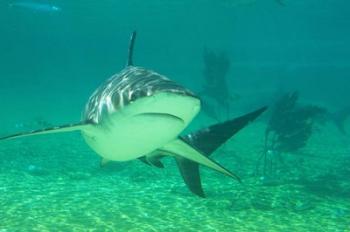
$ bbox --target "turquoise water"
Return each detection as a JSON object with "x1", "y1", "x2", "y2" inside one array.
[{"x1": 1, "y1": 0, "x2": 349, "y2": 231}]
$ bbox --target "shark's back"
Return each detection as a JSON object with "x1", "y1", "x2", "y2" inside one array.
[{"x1": 83, "y1": 66, "x2": 197, "y2": 124}]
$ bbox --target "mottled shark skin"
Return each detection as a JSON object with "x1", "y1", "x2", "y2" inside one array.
[{"x1": 0, "y1": 32, "x2": 267, "y2": 197}]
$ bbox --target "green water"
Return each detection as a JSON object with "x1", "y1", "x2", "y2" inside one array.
[{"x1": 1, "y1": 0, "x2": 350, "y2": 231}]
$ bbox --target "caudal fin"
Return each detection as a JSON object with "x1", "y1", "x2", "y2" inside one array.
[
  {"x1": 183, "y1": 106, "x2": 267, "y2": 154},
  {"x1": 176, "y1": 106, "x2": 267, "y2": 197}
]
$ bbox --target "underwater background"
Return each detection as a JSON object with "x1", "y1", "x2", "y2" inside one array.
[{"x1": 0, "y1": 0, "x2": 349, "y2": 231}]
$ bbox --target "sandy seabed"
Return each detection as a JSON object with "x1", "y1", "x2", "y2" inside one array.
[{"x1": 0, "y1": 122, "x2": 349, "y2": 231}]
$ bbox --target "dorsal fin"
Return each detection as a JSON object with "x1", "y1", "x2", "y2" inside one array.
[{"x1": 127, "y1": 31, "x2": 137, "y2": 66}]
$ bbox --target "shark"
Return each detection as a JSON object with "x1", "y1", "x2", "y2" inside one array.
[
  {"x1": 8, "y1": 1, "x2": 62, "y2": 12},
  {"x1": 201, "y1": 48, "x2": 240, "y2": 121},
  {"x1": 0, "y1": 32, "x2": 266, "y2": 197}
]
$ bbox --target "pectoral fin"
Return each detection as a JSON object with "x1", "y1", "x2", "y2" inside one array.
[
  {"x1": 139, "y1": 154, "x2": 165, "y2": 168},
  {"x1": 0, "y1": 122, "x2": 92, "y2": 141},
  {"x1": 146, "y1": 155, "x2": 165, "y2": 168},
  {"x1": 162, "y1": 139, "x2": 241, "y2": 181}
]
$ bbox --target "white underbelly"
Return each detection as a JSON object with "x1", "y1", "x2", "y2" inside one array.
[{"x1": 82, "y1": 92, "x2": 200, "y2": 161}]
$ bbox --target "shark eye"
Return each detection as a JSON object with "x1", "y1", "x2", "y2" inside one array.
[
  {"x1": 129, "y1": 93, "x2": 136, "y2": 102},
  {"x1": 130, "y1": 88, "x2": 145, "y2": 101}
]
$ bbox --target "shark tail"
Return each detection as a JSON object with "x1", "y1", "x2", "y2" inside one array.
[
  {"x1": 175, "y1": 106, "x2": 267, "y2": 197},
  {"x1": 0, "y1": 122, "x2": 91, "y2": 141}
]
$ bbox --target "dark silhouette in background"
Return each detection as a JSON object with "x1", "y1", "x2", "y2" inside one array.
[
  {"x1": 256, "y1": 91, "x2": 327, "y2": 177},
  {"x1": 200, "y1": 48, "x2": 239, "y2": 121},
  {"x1": 330, "y1": 107, "x2": 350, "y2": 135}
]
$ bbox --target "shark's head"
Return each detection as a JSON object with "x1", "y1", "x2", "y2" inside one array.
[
  {"x1": 83, "y1": 66, "x2": 201, "y2": 125},
  {"x1": 81, "y1": 65, "x2": 201, "y2": 161}
]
